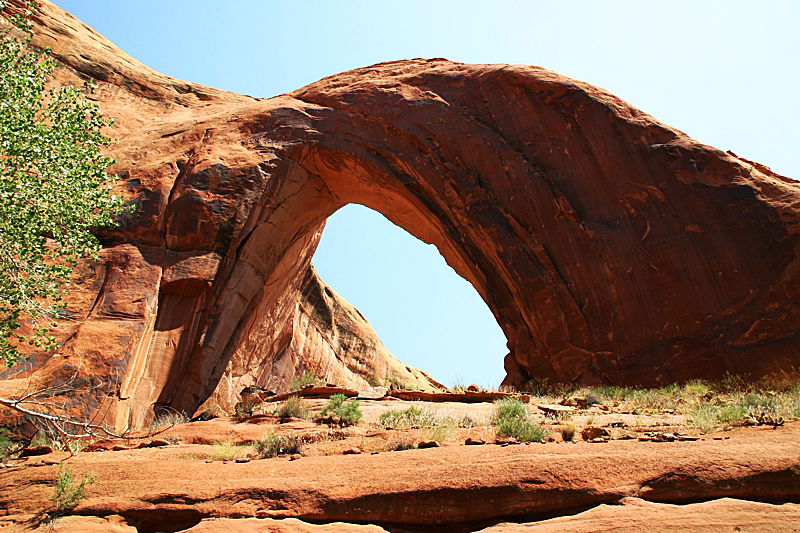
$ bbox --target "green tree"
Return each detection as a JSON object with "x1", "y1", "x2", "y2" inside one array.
[{"x1": 0, "y1": 2, "x2": 126, "y2": 366}]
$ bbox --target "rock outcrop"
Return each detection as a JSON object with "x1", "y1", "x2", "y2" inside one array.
[
  {"x1": 3, "y1": 1, "x2": 800, "y2": 428},
  {"x1": 2, "y1": 422, "x2": 799, "y2": 531}
]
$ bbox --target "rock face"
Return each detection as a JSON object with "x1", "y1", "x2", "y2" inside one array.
[{"x1": 3, "y1": 1, "x2": 800, "y2": 428}]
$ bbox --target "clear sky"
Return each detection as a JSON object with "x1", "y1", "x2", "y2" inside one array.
[{"x1": 52, "y1": 1, "x2": 799, "y2": 388}]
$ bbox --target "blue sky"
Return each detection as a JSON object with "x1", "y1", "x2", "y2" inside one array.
[{"x1": 52, "y1": 1, "x2": 799, "y2": 387}]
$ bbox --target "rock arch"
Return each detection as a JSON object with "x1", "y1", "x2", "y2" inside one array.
[{"x1": 10, "y1": 1, "x2": 800, "y2": 428}]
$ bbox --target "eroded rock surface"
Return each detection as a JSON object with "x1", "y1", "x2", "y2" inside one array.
[
  {"x1": 2, "y1": 423, "x2": 799, "y2": 531},
  {"x1": 2, "y1": 0, "x2": 800, "y2": 428}
]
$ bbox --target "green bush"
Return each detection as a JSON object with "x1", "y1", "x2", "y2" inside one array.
[
  {"x1": 493, "y1": 398, "x2": 546, "y2": 443},
  {"x1": 290, "y1": 372, "x2": 324, "y2": 391},
  {"x1": 276, "y1": 394, "x2": 311, "y2": 419},
  {"x1": 52, "y1": 465, "x2": 94, "y2": 515},
  {"x1": 493, "y1": 398, "x2": 528, "y2": 422},
  {"x1": 319, "y1": 394, "x2": 362, "y2": 426},
  {"x1": 254, "y1": 433, "x2": 302, "y2": 458}
]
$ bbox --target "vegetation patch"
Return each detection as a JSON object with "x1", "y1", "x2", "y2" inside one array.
[
  {"x1": 209, "y1": 439, "x2": 246, "y2": 461},
  {"x1": 318, "y1": 394, "x2": 362, "y2": 427},
  {"x1": 150, "y1": 409, "x2": 189, "y2": 428},
  {"x1": 290, "y1": 372, "x2": 325, "y2": 391},
  {"x1": 493, "y1": 398, "x2": 547, "y2": 443},
  {"x1": 52, "y1": 465, "x2": 94, "y2": 516},
  {"x1": 276, "y1": 394, "x2": 312, "y2": 420},
  {"x1": 254, "y1": 433, "x2": 303, "y2": 458}
]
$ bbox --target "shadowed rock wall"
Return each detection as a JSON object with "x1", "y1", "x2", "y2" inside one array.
[{"x1": 3, "y1": 1, "x2": 799, "y2": 429}]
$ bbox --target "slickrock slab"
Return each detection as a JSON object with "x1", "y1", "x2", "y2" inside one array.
[{"x1": 1, "y1": 424, "x2": 797, "y2": 530}]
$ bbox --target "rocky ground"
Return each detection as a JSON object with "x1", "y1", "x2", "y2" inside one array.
[{"x1": 1, "y1": 394, "x2": 798, "y2": 532}]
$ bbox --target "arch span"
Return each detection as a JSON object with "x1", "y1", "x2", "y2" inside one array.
[{"x1": 13, "y1": 1, "x2": 800, "y2": 428}]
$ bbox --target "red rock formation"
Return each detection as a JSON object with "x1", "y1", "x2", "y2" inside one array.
[
  {"x1": 2, "y1": 423, "x2": 799, "y2": 530},
  {"x1": 3, "y1": 1, "x2": 800, "y2": 428}
]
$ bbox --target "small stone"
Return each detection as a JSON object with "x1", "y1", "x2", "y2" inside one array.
[
  {"x1": 573, "y1": 396, "x2": 588, "y2": 409},
  {"x1": 581, "y1": 426, "x2": 610, "y2": 441},
  {"x1": 235, "y1": 458, "x2": 250, "y2": 463},
  {"x1": 289, "y1": 454, "x2": 302, "y2": 460},
  {"x1": 357, "y1": 386, "x2": 388, "y2": 400},
  {"x1": 112, "y1": 445, "x2": 130, "y2": 451},
  {"x1": 18, "y1": 446, "x2": 53, "y2": 458},
  {"x1": 417, "y1": 440, "x2": 440, "y2": 449},
  {"x1": 600, "y1": 405, "x2": 610, "y2": 412},
  {"x1": 342, "y1": 447, "x2": 362, "y2": 455},
  {"x1": 465, "y1": 438, "x2": 485, "y2": 445},
  {"x1": 146, "y1": 439, "x2": 170, "y2": 447},
  {"x1": 466, "y1": 384, "x2": 480, "y2": 392},
  {"x1": 591, "y1": 437, "x2": 607, "y2": 443}
]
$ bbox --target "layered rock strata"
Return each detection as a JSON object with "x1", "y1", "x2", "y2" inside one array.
[{"x1": 2, "y1": 1, "x2": 800, "y2": 428}]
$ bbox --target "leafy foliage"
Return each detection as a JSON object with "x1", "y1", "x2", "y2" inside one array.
[
  {"x1": 318, "y1": 393, "x2": 362, "y2": 426},
  {"x1": 52, "y1": 464, "x2": 94, "y2": 515},
  {"x1": 0, "y1": 5, "x2": 127, "y2": 366}
]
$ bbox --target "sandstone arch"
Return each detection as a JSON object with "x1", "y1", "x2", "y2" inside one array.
[{"x1": 7, "y1": 1, "x2": 800, "y2": 429}]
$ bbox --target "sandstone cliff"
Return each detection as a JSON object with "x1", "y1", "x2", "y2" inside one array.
[{"x1": 2, "y1": 0, "x2": 799, "y2": 429}]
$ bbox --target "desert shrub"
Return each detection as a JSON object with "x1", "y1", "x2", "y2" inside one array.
[
  {"x1": 0, "y1": 428, "x2": 16, "y2": 461},
  {"x1": 493, "y1": 398, "x2": 528, "y2": 422},
  {"x1": 496, "y1": 416, "x2": 547, "y2": 443},
  {"x1": 386, "y1": 434, "x2": 416, "y2": 451},
  {"x1": 521, "y1": 376, "x2": 552, "y2": 397},
  {"x1": 52, "y1": 465, "x2": 94, "y2": 515},
  {"x1": 717, "y1": 403, "x2": 748, "y2": 424},
  {"x1": 150, "y1": 409, "x2": 189, "y2": 428},
  {"x1": 234, "y1": 395, "x2": 258, "y2": 418},
  {"x1": 210, "y1": 439, "x2": 245, "y2": 461},
  {"x1": 684, "y1": 379, "x2": 710, "y2": 396},
  {"x1": 493, "y1": 398, "x2": 546, "y2": 443},
  {"x1": 584, "y1": 392, "x2": 601, "y2": 406},
  {"x1": 290, "y1": 372, "x2": 324, "y2": 391},
  {"x1": 560, "y1": 422, "x2": 577, "y2": 442},
  {"x1": 255, "y1": 433, "x2": 302, "y2": 458},
  {"x1": 421, "y1": 418, "x2": 456, "y2": 445},
  {"x1": 687, "y1": 404, "x2": 720, "y2": 433},
  {"x1": 378, "y1": 406, "x2": 428, "y2": 429},
  {"x1": 713, "y1": 372, "x2": 751, "y2": 394},
  {"x1": 30, "y1": 430, "x2": 86, "y2": 454},
  {"x1": 456, "y1": 415, "x2": 480, "y2": 428},
  {"x1": 319, "y1": 394, "x2": 362, "y2": 426},
  {"x1": 276, "y1": 394, "x2": 311, "y2": 420}
]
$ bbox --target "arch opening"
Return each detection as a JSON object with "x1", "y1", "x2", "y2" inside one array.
[{"x1": 312, "y1": 203, "x2": 509, "y2": 388}]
